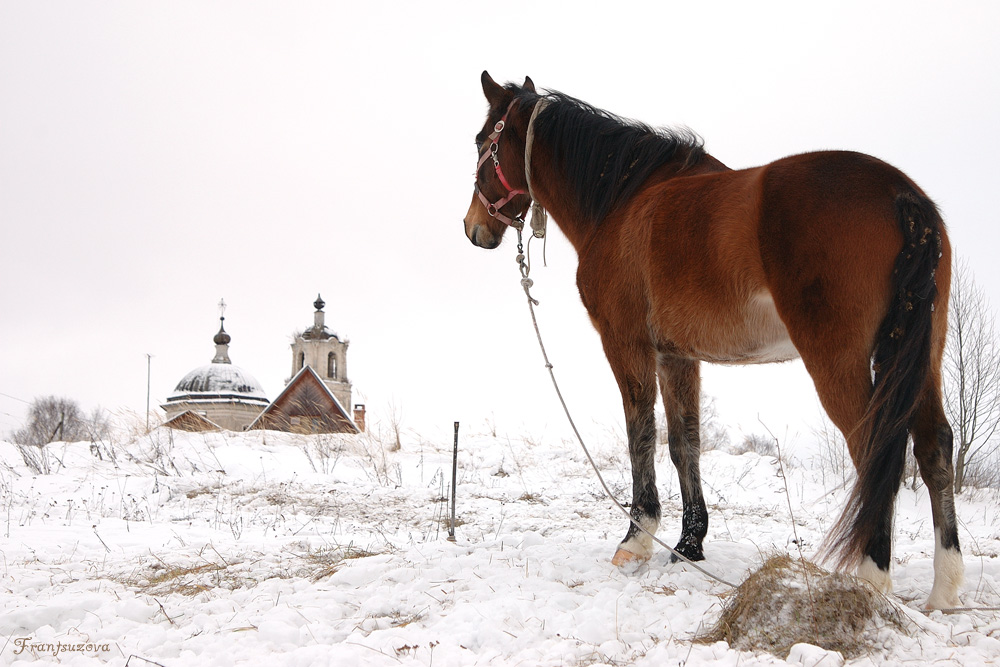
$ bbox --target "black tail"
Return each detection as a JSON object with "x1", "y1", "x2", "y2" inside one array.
[{"x1": 825, "y1": 191, "x2": 944, "y2": 571}]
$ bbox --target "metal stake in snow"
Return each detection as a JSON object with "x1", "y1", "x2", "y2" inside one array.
[
  {"x1": 448, "y1": 421, "x2": 459, "y2": 542},
  {"x1": 145, "y1": 353, "x2": 152, "y2": 432}
]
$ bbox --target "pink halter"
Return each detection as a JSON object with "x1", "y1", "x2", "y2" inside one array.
[{"x1": 474, "y1": 101, "x2": 528, "y2": 228}]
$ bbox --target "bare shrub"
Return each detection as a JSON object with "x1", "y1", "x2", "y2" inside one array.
[
  {"x1": 961, "y1": 449, "x2": 1000, "y2": 490},
  {"x1": 356, "y1": 409, "x2": 403, "y2": 487},
  {"x1": 655, "y1": 391, "x2": 730, "y2": 453},
  {"x1": 812, "y1": 418, "x2": 850, "y2": 489},
  {"x1": 86, "y1": 406, "x2": 114, "y2": 441},
  {"x1": 129, "y1": 426, "x2": 183, "y2": 476},
  {"x1": 301, "y1": 433, "x2": 349, "y2": 474},
  {"x1": 700, "y1": 392, "x2": 731, "y2": 452},
  {"x1": 731, "y1": 433, "x2": 777, "y2": 458},
  {"x1": 811, "y1": 415, "x2": 922, "y2": 491},
  {"x1": 16, "y1": 443, "x2": 50, "y2": 475},
  {"x1": 84, "y1": 407, "x2": 120, "y2": 463}
]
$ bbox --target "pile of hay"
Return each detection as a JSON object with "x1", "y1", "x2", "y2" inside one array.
[{"x1": 699, "y1": 554, "x2": 906, "y2": 658}]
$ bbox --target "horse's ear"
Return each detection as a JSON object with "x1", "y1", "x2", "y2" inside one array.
[
  {"x1": 481, "y1": 70, "x2": 506, "y2": 106},
  {"x1": 523, "y1": 76, "x2": 536, "y2": 93}
]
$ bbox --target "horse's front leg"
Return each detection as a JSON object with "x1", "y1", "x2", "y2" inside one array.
[
  {"x1": 658, "y1": 355, "x2": 707, "y2": 562},
  {"x1": 606, "y1": 345, "x2": 661, "y2": 566}
]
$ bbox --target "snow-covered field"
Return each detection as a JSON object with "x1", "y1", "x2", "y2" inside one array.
[{"x1": 1, "y1": 424, "x2": 998, "y2": 666}]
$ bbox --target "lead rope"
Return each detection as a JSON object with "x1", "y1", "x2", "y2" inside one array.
[
  {"x1": 524, "y1": 99, "x2": 550, "y2": 268},
  {"x1": 514, "y1": 228, "x2": 737, "y2": 589}
]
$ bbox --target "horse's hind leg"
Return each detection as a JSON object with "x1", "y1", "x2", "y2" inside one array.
[
  {"x1": 798, "y1": 351, "x2": 896, "y2": 589},
  {"x1": 912, "y1": 387, "x2": 963, "y2": 609},
  {"x1": 657, "y1": 355, "x2": 707, "y2": 562}
]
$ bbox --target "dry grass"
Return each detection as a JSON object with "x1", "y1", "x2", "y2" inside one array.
[
  {"x1": 118, "y1": 543, "x2": 383, "y2": 595},
  {"x1": 185, "y1": 483, "x2": 223, "y2": 499},
  {"x1": 698, "y1": 554, "x2": 906, "y2": 659},
  {"x1": 294, "y1": 543, "x2": 379, "y2": 581},
  {"x1": 122, "y1": 557, "x2": 255, "y2": 597}
]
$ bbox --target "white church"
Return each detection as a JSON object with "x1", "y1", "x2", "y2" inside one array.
[{"x1": 161, "y1": 296, "x2": 364, "y2": 433}]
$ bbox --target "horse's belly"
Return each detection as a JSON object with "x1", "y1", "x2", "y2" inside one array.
[
  {"x1": 692, "y1": 290, "x2": 800, "y2": 365},
  {"x1": 738, "y1": 332, "x2": 800, "y2": 364}
]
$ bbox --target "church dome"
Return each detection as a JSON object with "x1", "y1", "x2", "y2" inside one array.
[
  {"x1": 168, "y1": 363, "x2": 268, "y2": 405},
  {"x1": 165, "y1": 308, "x2": 269, "y2": 408},
  {"x1": 213, "y1": 324, "x2": 231, "y2": 346},
  {"x1": 300, "y1": 293, "x2": 340, "y2": 341}
]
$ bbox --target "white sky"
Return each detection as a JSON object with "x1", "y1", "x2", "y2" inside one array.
[{"x1": 2, "y1": 1, "x2": 998, "y2": 447}]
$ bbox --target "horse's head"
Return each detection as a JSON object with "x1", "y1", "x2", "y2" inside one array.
[{"x1": 463, "y1": 71, "x2": 536, "y2": 249}]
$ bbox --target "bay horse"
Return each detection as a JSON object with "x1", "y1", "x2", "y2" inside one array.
[{"x1": 463, "y1": 72, "x2": 963, "y2": 609}]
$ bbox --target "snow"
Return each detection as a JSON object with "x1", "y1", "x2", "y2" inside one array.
[
  {"x1": 168, "y1": 363, "x2": 268, "y2": 401},
  {"x1": 1, "y1": 426, "x2": 998, "y2": 665}
]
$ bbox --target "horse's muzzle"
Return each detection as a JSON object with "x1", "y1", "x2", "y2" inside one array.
[{"x1": 468, "y1": 223, "x2": 501, "y2": 249}]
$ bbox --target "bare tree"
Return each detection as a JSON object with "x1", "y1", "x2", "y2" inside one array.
[
  {"x1": 943, "y1": 260, "x2": 1000, "y2": 493},
  {"x1": 11, "y1": 396, "x2": 92, "y2": 474},
  {"x1": 13, "y1": 396, "x2": 90, "y2": 447}
]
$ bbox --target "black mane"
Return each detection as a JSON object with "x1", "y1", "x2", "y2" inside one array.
[{"x1": 525, "y1": 90, "x2": 705, "y2": 225}]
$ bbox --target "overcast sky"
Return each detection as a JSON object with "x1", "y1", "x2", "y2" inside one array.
[{"x1": 2, "y1": 1, "x2": 998, "y2": 448}]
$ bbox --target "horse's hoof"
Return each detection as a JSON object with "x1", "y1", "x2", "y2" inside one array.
[
  {"x1": 923, "y1": 596, "x2": 960, "y2": 611},
  {"x1": 612, "y1": 548, "x2": 649, "y2": 567},
  {"x1": 668, "y1": 539, "x2": 705, "y2": 563}
]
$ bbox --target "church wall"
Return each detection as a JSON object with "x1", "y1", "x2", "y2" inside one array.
[{"x1": 163, "y1": 400, "x2": 264, "y2": 431}]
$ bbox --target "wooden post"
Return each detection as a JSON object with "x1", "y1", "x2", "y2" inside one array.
[
  {"x1": 146, "y1": 353, "x2": 152, "y2": 432},
  {"x1": 448, "y1": 421, "x2": 458, "y2": 542}
]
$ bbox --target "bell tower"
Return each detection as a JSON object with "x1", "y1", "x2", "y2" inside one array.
[{"x1": 289, "y1": 294, "x2": 352, "y2": 410}]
